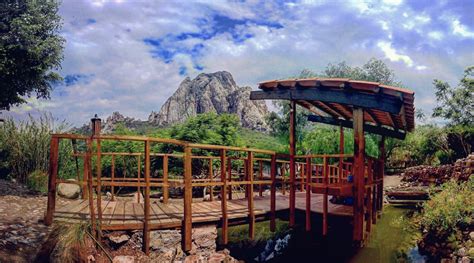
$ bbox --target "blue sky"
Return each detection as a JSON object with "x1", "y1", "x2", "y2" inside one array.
[{"x1": 4, "y1": 0, "x2": 474, "y2": 125}]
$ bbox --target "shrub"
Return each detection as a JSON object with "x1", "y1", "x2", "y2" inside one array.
[
  {"x1": 27, "y1": 170, "x2": 48, "y2": 193},
  {"x1": 420, "y1": 178, "x2": 473, "y2": 233}
]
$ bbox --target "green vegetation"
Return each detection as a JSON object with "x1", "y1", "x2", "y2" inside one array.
[
  {"x1": 51, "y1": 221, "x2": 93, "y2": 263},
  {"x1": 0, "y1": 114, "x2": 70, "y2": 190},
  {"x1": 0, "y1": 0, "x2": 64, "y2": 110},
  {"x1": 218, "y1": 219, "x2": 289, "y2": 244},
  {"x1": 413, "y1": 178, "x2": 474, "y2": 259}
]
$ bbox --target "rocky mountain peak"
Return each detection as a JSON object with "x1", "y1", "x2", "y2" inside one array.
[{"x1": 148, "y1": 71, "x2": 269, "y2": 130}]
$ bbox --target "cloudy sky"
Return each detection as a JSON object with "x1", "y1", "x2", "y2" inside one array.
[{"x1": 4, "y1": 0, "x2": 474, "y2": 125}]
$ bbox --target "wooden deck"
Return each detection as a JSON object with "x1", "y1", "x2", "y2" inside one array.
[{"x1": 54, "y1": 192, "x2": 353, "y2": 230}]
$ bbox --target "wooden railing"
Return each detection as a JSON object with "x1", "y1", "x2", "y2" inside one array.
[{"x1": 45, "y1": 133, "x2": 383, "y2": 254}]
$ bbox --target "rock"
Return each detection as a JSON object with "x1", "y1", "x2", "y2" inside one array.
[
  {"x1": 460, "y1": 256, "x2": 470, "y2": 263},
  {"x1": 148, "y1": 71, "x2": 269, "y2": 131},
  {"x1": 468, "y1": 247, "x2": 474, "y2": 258},
  {"x1": 112, "y1": 256, "x2": 135, "y2": 263},
  {"x1": 470, "y1": 232, "x2": 474, "y2": 241},
  {"x1": 109, "y1": 234, "x2": 130, "y2": 245},
  {"x1": 458, "y1": 247, "x2": 467, "y2": 257},
  {"x1": 184, "y1": 254, "x2": 206, "y2": 263},
  {"x1": 208, "y1": 252, "x2": 226, "y2": 263},
  {"x1": 87, "y1": 255, "x2": 95, "y2": 262},
  {"x1": 203, "y1": 194, "x2": 211, "y2": 202},
  {"x1": 57, "y1": 181, "x2": 81, "y2": 199}
]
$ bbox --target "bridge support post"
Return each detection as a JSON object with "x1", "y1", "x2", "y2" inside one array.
[
  {"x1": 289, "y1": 101, "x2": 296, "y2": 227},
  {"x1": 163, "y1": 155, "x2": 169, "y2": 204},
  {"x1": 247, "y1": 151, "x2": 255, "y2": 239},
  {"x1": 143, "y1": 140, "x2": 151, "y2": 255},
  {"x1": 182, "y1": 145, "x2": 193, "y2": 252},
  {"x1": 352, "y1": 108, "x2": 365, "y2": 244},
  {"x1": 305, "y1": 157, "x2": 311, "y2": 232},
  {"x1": 270, "y1": 154, "x2": 276, "y2": 232},
  {"x1": 45, "y1": 136, "x2": 59, "y2": 226},
  {"x1": 220, "y1": 149, "x2": 229, "y2": 244}
]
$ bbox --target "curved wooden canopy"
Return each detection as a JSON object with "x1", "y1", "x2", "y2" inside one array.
[{"x1": 250, "y1": 78, "x2": 415, "y2": 139}]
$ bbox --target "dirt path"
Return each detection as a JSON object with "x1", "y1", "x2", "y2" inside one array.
[
  {"x1": 0, "y1": 180, "x2": 66, "y2": 263},
  {"x1": 383, "y1": 175, "x2": 402, "y2": 188}
]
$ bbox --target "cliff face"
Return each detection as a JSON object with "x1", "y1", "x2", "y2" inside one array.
[{"x1": 148, "y1": 71, "x2": 269, "y2": 131}]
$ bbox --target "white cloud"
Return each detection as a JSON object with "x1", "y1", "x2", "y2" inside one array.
[
  {"x1": 377, "y1": 41, "x2": 414, "y2": 67},
  {"x1": 428, "y1": 31, "x2": 444, "y2": 40},
  {"x1": 452, "y1": 19, "x2": 474, "y2": 38}
]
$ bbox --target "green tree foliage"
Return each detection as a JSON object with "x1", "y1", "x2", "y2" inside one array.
[
  {"x1": 0, "y1": 0, "x2": 64, "y2": 110},
  {"x1": 432, "y1": 66, "x2": 474, "y2": 126},
  {"x1": 170, "y1": 113, "x2": 241, "y2": 146}
]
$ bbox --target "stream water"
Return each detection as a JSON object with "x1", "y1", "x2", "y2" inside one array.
[{"x1": 219, "y1": 205, "x2": 426, "y2": 262}]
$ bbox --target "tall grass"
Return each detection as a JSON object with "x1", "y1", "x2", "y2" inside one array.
[{"x1": 0, "y1": 113, "x2": 70, "y2": 187}]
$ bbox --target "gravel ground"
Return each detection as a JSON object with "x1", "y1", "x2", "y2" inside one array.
[{"x1": 0, "y1": 180, "x2": 68, "y2": 263}]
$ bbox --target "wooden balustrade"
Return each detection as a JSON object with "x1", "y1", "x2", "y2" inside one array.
[{"x1": 45, "y1": 133, "x2": 383, "y2": 255}]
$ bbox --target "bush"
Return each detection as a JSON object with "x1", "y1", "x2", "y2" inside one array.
[
  {"x1": 420, "y1": 178, "x2": 473, "y2": 233},
  {"x1": 27, "y1": 170, "x2": 48, "y2": 193}
]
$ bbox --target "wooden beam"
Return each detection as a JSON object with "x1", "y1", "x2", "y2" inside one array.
[
  {"x1": 305, "y1": 157, "x2": 311, "y2": 232},
  {"x1": 319, "y1": 101, "x2": 351, "y2": 119},
  {"x1": 307, "y1": 115, "x2": 406, "y2": 139},
  {"x1": 289, "y1": 101, "x2": 296, "y2": 227},
  {"x1": 86, "y1": 139, "x2": 96, "y2": 238},
  {"x1": 162, "y1": 155, "x2": 169, "y2": 204},
  {"x1": 250, "y1": 88, "x2": 403, "y2": 114},
  {"x1": 353, "y1": 108, "x2": 365, "y2": 243}
]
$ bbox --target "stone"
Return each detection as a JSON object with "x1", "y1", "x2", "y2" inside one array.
[
  {"x1": 208, "y1": 252, "x2": 226, "y2": 263},
  {"x1": 468, "y1": 247, "x2": 474, "y2": 258},
  {"x1": 87, "y1": 255, "x2": 95, "y2": 262},
  {"x1": 57, "y1": 181, "x2": 81, "y2": 199},
  {"x1": 460, "y1": 256, "x2": 470, "y2": 263},
  {"x1": 458, "y1": 247, "x2": 467, "y2": 257},
  {"x1": 469, "y1": 232, "x2": 474, "y2": 241},
  {"x1": 148, "y1": 71, "x2": 269, "y2": 131},
  {"x1": 184, "y1": 254, "x2": 206, "y2": 263},
  {"x1": 112, "y1": 256, "x2": 135, "y2": 263},
  {"x1": 203, "y1": 194, "x2": 211, "y2": 202},
  {"x1": 109, "y1": 234, "x2": 130, "y2": 245}
]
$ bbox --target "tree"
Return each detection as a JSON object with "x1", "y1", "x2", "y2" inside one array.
[
  {"x1": 432, "y1": 66, "x2": 474, "y2": 126},
  {"x1": 0, "y1": 0, "x2": 64, "y2": 110}
]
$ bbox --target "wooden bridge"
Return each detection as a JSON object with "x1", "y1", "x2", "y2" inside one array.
[{"x1": 44, "y1": 78, "x2": 415, "y2": 255}]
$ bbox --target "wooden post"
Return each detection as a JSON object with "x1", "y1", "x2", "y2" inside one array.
[
  {"x1": 182, "y1": 145, "x2": 192, "y2": 252},
  {"x1": 259, "y1": 160, "x2": 263, "y2": 197},
  {"x1": 163, "y1": 155, "x2": 169, "y2": 204},
  {"x1": 111, "y1": 155, "x2": 115, "y2": 201},
  {"x1": 244, "y1": 159, "x2": 249, "y2": 198},
  {"x1": 300, "y1": 163, "x2": 305, "y2": 192},
  {"x1": 323, "y1": 156, "x2": 328, "y2": 236},
  {"x1": 220, "y1": 149, "x2": 228, "y2": 244},
  {"x1": 82, "y1": 150, "x2": 89, "y2": 200},
  {"x1": 95, "y1": 136, "x2": 103, "y2": 239},
  {"x1": 227, "y1": 157, "x2": 232, "y2": 200},
  {"x1": 209, "y1": 158, "x2": 214, "y2": 201},
  {"x1": 353, "y1": 108, "x2": 365, "y2": 244},
  {"x1": 289, "y1": 101, "x2": 296, "y2": 227},
  {"x1": 270, "y1": 154, "x2": 277, "y2": 232},
  {"x1": 305, "y1": 157, "x2": 311, "y2": 231},
  {"x1": 247, "y1": 151, "x2": 255, "y2": 239},
  {"x1": 281, "y1": 165, "x2": 286, "y2": 195},
  {"x1": 137, "y1": 155, "x2": 141, "y2": 204},
  {"x1": 45, "y1": 136, "x2": 59, "y2": 225},
  {"x1": 143, "y1": 140, "x2": 151, "y2": 255},
  {"x1": 86, "y1": 138, "x2": 96, "y2": 238},
  {"x1": 378, "y1": 136, "x2": 385, "y2": 213},
  {"x1": 71, "y1": 139, "x2": 84, "y2": 199},
  {"x1": 339, "y1": 125, "x2": 344, "y2": 183}
]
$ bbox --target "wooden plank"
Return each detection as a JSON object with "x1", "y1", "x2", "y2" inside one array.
[
  {"x1": 323, "y1": 156, "x2": 328, "y2": 236},
  {"x1": 85, "y1": 139, "x2": 96, "y2": 237},
  {"x1": 95, "y1": 137, "x2": 103, "y2": 238}
]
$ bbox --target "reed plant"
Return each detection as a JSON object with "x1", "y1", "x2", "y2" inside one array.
[{"x1": 0, "y1": 113, "x2": 70, "y2": 188}]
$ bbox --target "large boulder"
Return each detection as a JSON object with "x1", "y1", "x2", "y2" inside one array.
[{"x1": 57, "y1": 180, "x2": 80, "y2": 199}]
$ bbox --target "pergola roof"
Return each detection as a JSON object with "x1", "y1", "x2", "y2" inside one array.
[{"x1": 250, "y1": 78, "x2": 415, "y2": 139}]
